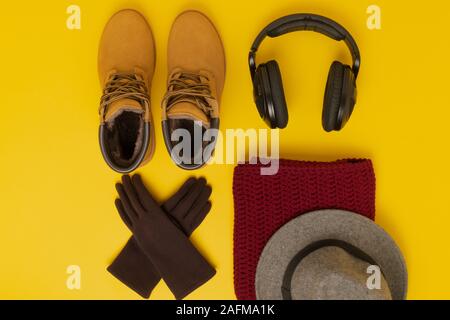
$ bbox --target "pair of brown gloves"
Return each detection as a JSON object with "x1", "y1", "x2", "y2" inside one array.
[{"x1": 108, "y1": 175, "x2": 215, "y2": 299}]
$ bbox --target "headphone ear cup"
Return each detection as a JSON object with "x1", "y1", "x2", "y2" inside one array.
[
  {"x1": 253, "y1": 63, "x2": 278, "y2": 128},
  {"x1": 323, "y1": 61, "x2": 345, "y2": 132},
  {"x1": 266, "y1": 60, "x2": 289, "y2": 129},
  {"x1": 253, "y1": 65, "x2": 269, "y2": 121}
]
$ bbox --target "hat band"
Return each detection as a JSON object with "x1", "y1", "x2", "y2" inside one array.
[{"x1": 281, "y1": 239, "x2": 380, "y2": 300}]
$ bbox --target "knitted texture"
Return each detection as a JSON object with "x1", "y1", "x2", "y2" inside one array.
[{"x1": 233, "y1": 159, "x2": 376, "y2": 300}]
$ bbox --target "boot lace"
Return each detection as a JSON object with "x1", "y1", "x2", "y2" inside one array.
[
  {"x1": 99, "y1": 73, "x2": 149, "y2": 118},
  {"x1": 162, "y1": 71, "x2": 214, "y2": 117}
]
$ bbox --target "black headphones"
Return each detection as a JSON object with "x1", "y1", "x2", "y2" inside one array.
[{"x1": 249, "y1": 14, "x2": 361, "y2": 131}]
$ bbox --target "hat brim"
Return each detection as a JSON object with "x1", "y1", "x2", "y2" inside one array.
[{"x1": 255, "y1": 210, "x2": 408, "y2": 300}]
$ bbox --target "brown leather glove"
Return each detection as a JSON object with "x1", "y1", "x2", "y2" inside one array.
[
  {"x1": 108, "y1": 176, "x2": 212, "y2": 298},
  {"x1": 115, "y1": 175, "x2": 216, "y2": 299}
]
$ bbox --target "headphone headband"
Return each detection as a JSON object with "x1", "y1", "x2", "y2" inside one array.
[{"x1": 249, "y1": 14, "x2": 361, "y2": 78}]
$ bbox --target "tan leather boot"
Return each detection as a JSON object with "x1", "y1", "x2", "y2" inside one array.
[
  {"x1": 98, "y1": 9, "x2": 156, "y2": 173},
  {"x1": 162, "y1": 10, "x2": 226, "y2": 170}
]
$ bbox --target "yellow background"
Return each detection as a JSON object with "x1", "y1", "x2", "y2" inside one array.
[{"x1": 0, "y1": 0, "x2": 449, "y2": 300}]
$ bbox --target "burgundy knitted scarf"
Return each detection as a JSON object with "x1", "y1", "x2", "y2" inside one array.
[{"x1": 233, "y1": 159, "x2": 376, "y2": 300}]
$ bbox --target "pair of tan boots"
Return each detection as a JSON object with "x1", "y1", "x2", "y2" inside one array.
[{"x1": 98, "y1": 10, "x2": 225, "y2": 172}]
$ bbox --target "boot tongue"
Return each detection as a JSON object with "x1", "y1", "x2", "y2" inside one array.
[
  {"x1": 105, "y1": 98, "x2": 144, "y2": 123},
  {"x1": 167, "y1": 102, "x2": 210, "y2": 128}
]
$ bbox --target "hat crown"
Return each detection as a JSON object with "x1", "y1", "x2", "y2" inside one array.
[{"x1": 288, "y1": 246, "x2": 392, "y2": 300}]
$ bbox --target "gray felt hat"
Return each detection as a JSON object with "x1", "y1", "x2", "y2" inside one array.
[{"x1": 255, "y1": 210, "x2": 407, "y2": 300}]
